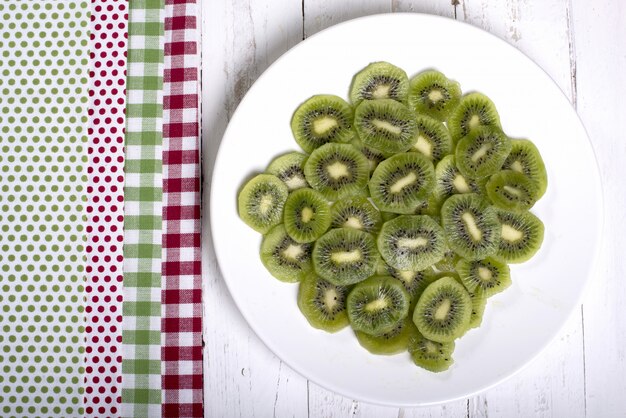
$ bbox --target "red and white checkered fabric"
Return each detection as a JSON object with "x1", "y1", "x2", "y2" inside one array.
[{"x1": 162, "y1": 0, "x2": 202, "y2": 416}]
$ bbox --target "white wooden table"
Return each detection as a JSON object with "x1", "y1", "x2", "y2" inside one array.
[{"x1": 200, "y1": 1, "x2": 625, "y2": 416}]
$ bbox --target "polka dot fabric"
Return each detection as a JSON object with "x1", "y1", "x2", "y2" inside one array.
[
  {"x1": 0, "y1": 1, "x2": 89, "y2": 416},
  {"x1": 85, "y1": 0, "x2": 127, "y2": 416}
]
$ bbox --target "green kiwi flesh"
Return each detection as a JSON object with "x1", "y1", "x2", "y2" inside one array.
[
  {"x1": 456, "y1": 257, "x2": 511, "y2": 297},
  {"x1": 408, "y1": 70, "x2": 462, "y2": 121},
  {"x1": 377, "y1": 215, "x2": 446, "y2": 271},
  {"x1": 297, "y1": 273, "x2": 350, "y2": 332},
  {"x1": 291, "y1": 94, "x2": 354, "y2": 153},
  {"x1": 413, "y1": 276, "x2": 472, "y2": 343},
  {"x1": 447, "y1": 92, "x2": 502, "y2": 142},
  {"x1": 283, "y1": 188, "x2": 332, "y2": 243},
  {"x1": 455, "y1": 126, "x2": 512, "y2": 179},
  {"x1": 369, "y1": 153, "x2": 436, "y2": 214},
  {"x1": 238, "y1": 174, "x2": 289, "y2": 233},
  {"x1": 350, "y1": 137, "x2": 389, "y2": 174},
  {"x1": 261, "y1": 224, "x2": 313, "y2": 282},
  {"x1": 384, "y1": 265, "x2": 437, "y2": 309},
  {"x1": 486, "y1": 170, "x2": 539, "y2": 211},
  {"x1": 304, "y1": 143, "x2": 370, "y2": 200},
  {"x1": 354, "y1": 99, "x2": 418, "y2": 153},
  {"x1": 347, "y1": 276, "x2": 410, "y2": 335},
  {"x1": 494, "y1": 208, "x2": 545, "y2": 263},
  {"x1": 331, "y1": 197, "x2": 382, "y2": 234},
  {"x1": 408, "y1": 330, "x2": 455, "y2": 372},
  {"x1": 410, "y1": 114, "x2": 453, "y2": 162},
  {"x1": 266, "y1": 151, "x2": 309, "y2": 191},
  {"x1": 468, "y1": 289, "x2": 487, "y2": 329},
  {"x1": 355, "y1": 316, "x2": 418, "y2": 355},
  {"x1": 434, "y1": 155, "x2": 484, "y2": 200},
  {"x1": 349, "y1": 61, "x2": 409, "y2": 106},
  {"x1": 441, "y1": 194, "x2": 500, "y2": 260},
  {"x1": 502, "y1": 139, "x2": 548, "y2": 199},
  {"x1": 313, "y1": 228, "x2": 377, "y2": 286}
]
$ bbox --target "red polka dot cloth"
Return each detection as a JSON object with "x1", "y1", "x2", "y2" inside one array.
[{"x1": 86, "y1": 0, "x2": 127, "y2": 416}]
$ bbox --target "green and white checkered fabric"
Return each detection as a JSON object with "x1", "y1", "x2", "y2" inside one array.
[{"x1": 122, "y1": 0, "x2": 165, "y2": 416}]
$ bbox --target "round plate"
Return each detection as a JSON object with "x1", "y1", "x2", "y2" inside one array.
[{"x1": 210, "y1": 14, "x2": 603, "y2": 406}]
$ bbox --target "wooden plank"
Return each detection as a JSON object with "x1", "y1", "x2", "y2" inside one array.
[
  {"x1": 303, "y1": 0, "x2": 392, "y2": 38},
  {"x1": 456, "y1": 1, "x2": 586, "y2": 416},
  {"x1": 570, "y1": 0, "x2": 626, "y2": 416},
  {"x1": 201, "y1": 0, "x2": 308, "y2": 417},
  {"x1": 391, "y1": 0, "x2": 455, "y2": 17}
]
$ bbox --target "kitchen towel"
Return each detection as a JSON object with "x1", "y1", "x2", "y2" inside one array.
[
  {"x1": 161, "y1": 0, "x2": 203, "y2": 416},
  {"x1": 121, "y1": 0, "x2": 166, "y2": 416},
  {"x1": 0, "y1": 1, "x2": 90, "y2": 416},
  {"x1": 85, "y1": 0, "x2": 128, "y2": 416}
]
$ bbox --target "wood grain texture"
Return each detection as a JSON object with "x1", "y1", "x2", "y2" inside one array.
[
  {"x1": 572, "y1": 0, "x2": 626, "y2": 416},
  {"x1": 201, "y1": 0, "x2": 625, "y2": 416}
]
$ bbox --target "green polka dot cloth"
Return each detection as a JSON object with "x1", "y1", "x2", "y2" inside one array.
[{"x1": 0, "y1": 1, "x2": 89, "y2": 417}]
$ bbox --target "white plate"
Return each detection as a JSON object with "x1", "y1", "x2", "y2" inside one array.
[{"x1": 210, "y1": 14, "x2": 603, "y2": 406}]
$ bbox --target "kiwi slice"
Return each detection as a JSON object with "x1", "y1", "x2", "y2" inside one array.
[
  {"x1": 347, "y1": 276, "x2": 410, "y2": 335},
  {"x1": 304, "y1": 143, "x2": 370, "y2": 200},
  {"x1": 413, "y1": 276, "x2": 472, "y2": 343},
  {"x1": 355, "y1": 316, "x2": 418, "y2": 355},
  {"x1": 369, "y1": 153, "x2": 435, "y2": 214},
  {"x1": 291, "y1": 95, "x2": 354, "y2": 153},
  {"x1": 415, "y1": 193, "x2": 443, "y2": 217},
  {"x1": 410, "y1": 114, "x2": 453, "y2": 163},
  {"x1": 384, "y1": 265, "x2": 437, "y2": 308},
  {"x1": 350, "y1": 137, "x2": 389, "y2": 174},
  {"x1": 456, "y1": 257, "x2": 511, "y2": 297},
  {"x1": 434, "y1": 155, "x2": 484, "y2": 201},
  {"x1": 266, "y1": 152, "x2": 309, "y2": 191},
  {"x1": 447, "y1": 92, "x2": 502, "y2": 141},
  {"x1": 433, "y1": 247, "x2": 461, "y2": 272},
  {"x1": 331, "y1": 197, "x2": 382, "y2": 234},
  {"x1": 486, "y1": 170, "x2": 539, "y2": 212},
  {"x1": 238, "y1": 174, "x2": 289, "y2": 233},
  {"x1": 297, "y1": 273, "x2": 350, "y2": 332},
  {"x1": 502, "y1": 139, "x2": 548, "y2": 199},
  {"x1": 456, "y1": 126, "x2": 512, "y2": 179},
  {"x1": 408, "y1": 330, "x2": 455, "y2": 372},
  {"x1": 260, "y1": 224, "x2": 313, "y2": 283},
  {"x1": 441, "y1": 194, "x2": 500, "y2": 260},
  {"x1": 408, "y1": 70, "x2": 461, "y2": 121},
  {"x1": 312, "y1": 228, "x2": 377, "y2": 286},
  {"x1": 283, "y1": 188, "x2": 331, "y2": 243},
  {"x1": 377, "y1": 215, "x2": 446, "y2": 271},
  {"x1": 494, "y1": 208, "x2": 545, "y2": 263},
  {"x1": 349, "y1": 61, "x2": 409, "y2": 106},
  {"x1": 354, "y1": 99, "x2": 418, "y2": 153},
  {"x1": 381, "y1": 211, "x2": 399, "y2": 222}
]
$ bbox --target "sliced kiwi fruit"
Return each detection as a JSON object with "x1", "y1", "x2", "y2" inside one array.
[
  {"x1": 283, "y1": 188, "x2": 331, "y2": 243},
  {"x1": 369, "y1": 153, "x2": 435, "y2": 214},
  {"x1": 408, "y1": 70, "x2": 461, "y2": 121},
  {"x1": 313, "y1": 228, "x2": 377, "y2": 286},
  {"x1": 291, "y1": 95, "x2": 354, "y2": 153},
  {"x1": 434, "y1": 155, "x2": 484, "y2": 201},
  {"x1": 355, "y1": 316, "x2": 418, "y2": 355},
  {"x1": 347, "y1": 276, "x2": 410, "y2": 335},
  {"x1": 354, "y1": 99, "x2": 418, "y2": 153},
  {"x1": 260, "y1": 224, "x2": 313, "y2": 282},
  {"x1": 297, "y1": 273, "x2": 350, "y2": 332},
  {"x1": 486, "y1": 170, "x2": 539, "y2": 212},
  {"x1": 502, "y1": 139, "x2": 548, "y2": 199},
  {"x1": 456, "y1": 257, "x2": 511, "y2": 297},
  {"x1": 384, "y1": 265, "x2": 437, "y2": 309},
  {"x1": 331, "y1": 197, "x2": 382, "y2": 234},
  {"x1": 349, "y1": 61, "x2": 409, "y2": 106},
  {"x1": 266, "y1": 151, "x2": 309, "y2": 191},
  {"x1": 413, "y1": 276, "x2": 472, "y2": 343},
  {"x1": 377, "y1": 215, "x2": 446, "y2": 271},
  {"x1": 409, "y1": 114, "x2": 453, "y2": 163},
  {"x1": 441, "y1": 194, "x2": 500, "y2": 260},
  {"x1": 456, "y1": 126, "x2": 512, "y2": 179},
  {"x1": 350, "y1": 137, "x2": 389, "y2": 174},
  {"x1": 408, "y1": 330, "x2": 455, "y2": 372},
  {"x1": 468, "y1": 289, "x2": 488, "y2": 329},
  {"x1": 238, "y1": 174, "x2": 289, "y2": 233},
  {"x1": 494, "y1": 208, "x2": 545, "y2": 263},
  {"x1": 304, "y1": 143, "x2": 370, "y2": 200},
  {"x1": 447, "y1": 92, "x2": 502, "y2": 142},
  {"x1": 433, "y1": 247, "x2": 461, "y2": 272},
  {"x1": 415, "y1": 193, "x2": 443, "y2": 217}
]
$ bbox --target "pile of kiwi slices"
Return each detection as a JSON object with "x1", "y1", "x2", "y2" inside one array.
[{"x1": 238, "y1": 61, "x2": 547, "y2": 373}]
